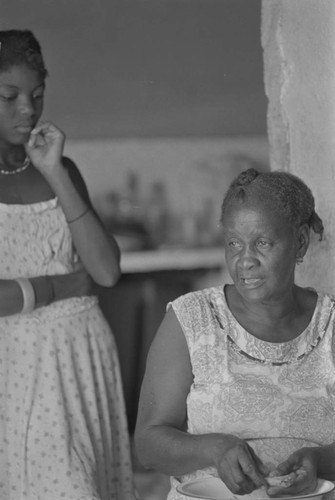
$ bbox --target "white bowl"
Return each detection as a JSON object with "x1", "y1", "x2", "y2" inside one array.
[{"x1": 176, "y1": 476, "x2": 334, "y2": 500}]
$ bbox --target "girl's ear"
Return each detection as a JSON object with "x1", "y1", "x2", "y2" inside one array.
[{"x1": 296, "y1": 223, "x2": 310, "y2": 259}]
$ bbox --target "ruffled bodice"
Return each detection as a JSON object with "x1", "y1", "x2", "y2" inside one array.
[{"x1": 0, "y1": 197, "x2": 78, "y2": 278}]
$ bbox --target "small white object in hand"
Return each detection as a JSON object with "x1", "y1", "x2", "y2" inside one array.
[{"x1": 266, "y1": 467, "x2": 307, "y2": 488}]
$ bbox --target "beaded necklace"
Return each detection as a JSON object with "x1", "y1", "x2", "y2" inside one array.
[{"x1": 0, "y1": 156, "x2": 31, "y2": 175}]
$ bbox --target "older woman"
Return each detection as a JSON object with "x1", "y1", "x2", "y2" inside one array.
[{"x1": 135, "y1": 168, "x2": 335, "y2": 499}]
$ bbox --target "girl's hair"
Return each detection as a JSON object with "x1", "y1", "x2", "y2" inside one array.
[
  {"x1": 221, "y1": 168, "x2": 324, "y2": 240},
  {"x1": 0, "y1": 29, "x2": 47, "y2": 79}
]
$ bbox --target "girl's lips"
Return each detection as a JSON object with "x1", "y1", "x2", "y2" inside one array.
[{"x1": 15, "y1": 126, "x2": 32, "y2": 133}]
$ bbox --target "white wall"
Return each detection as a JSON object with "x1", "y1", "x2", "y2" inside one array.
[{"x1": 262, "y1": 0, "x2": 335, "y2": 294}]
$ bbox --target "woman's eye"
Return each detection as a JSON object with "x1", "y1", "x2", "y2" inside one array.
[
  {"x1": 228, "y1": 240, "x2": 242, "y2": 249},
  {"x1": 33, "y1": 93, "x2": 44, "y2": 100},
  {"x1": 257, "y1": 240, "x2": 270, "y2": 248}
]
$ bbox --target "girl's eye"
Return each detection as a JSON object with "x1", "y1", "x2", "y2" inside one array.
[
  {"x1": 33, "y1": 93, "x2": 44, "y2": 100},
  {"x1": 1, "y1": 95, "x2": 16, "y2": 101}
]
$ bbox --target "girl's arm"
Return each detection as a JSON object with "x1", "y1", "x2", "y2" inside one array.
[
  {"x1": 58, "y1": 156, "x2": 121, "y2": 286},
  {"x1": 25, "y1": 122, "x2": 121, "y2": 287},
  {"x1": 0, "y1": 269, "x2": 95, "y2": 317}
]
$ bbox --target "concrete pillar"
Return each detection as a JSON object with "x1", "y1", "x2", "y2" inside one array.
[{"x1": 261, "y1": 0, "x2": 335, "y2": 294}]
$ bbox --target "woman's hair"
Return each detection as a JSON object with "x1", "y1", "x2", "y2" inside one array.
[
  {"x1": 0, "y1": 29, "x2": 47, "y2": 79},
  {"x1": 221, "y1": 168, "x2": 324, "y2": 240}
]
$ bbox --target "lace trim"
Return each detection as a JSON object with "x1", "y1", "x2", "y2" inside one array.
[{"x1": 209, "y1": 297, "x2": 335, "y2": 366}]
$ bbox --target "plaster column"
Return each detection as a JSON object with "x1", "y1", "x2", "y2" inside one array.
[{"x1": 261, "y1": 0, "x2": 335, "y2": 294}]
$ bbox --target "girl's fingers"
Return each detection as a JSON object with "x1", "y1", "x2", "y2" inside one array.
[
  {"x1": 27, "y1": 129, "x2": 45, "y2": 148},
  {"x1": 32, "y1": 121, "x2": 58, "y2": 133},
  {"x1": 30, "y1": 122, "x2": 63, "y2": 141},
  {"x1": 27, "y1": 122, "x2": 64, "y2": 149},
  {"x1": 27, "y1": 133, "x2": 36, "y2": 149}
]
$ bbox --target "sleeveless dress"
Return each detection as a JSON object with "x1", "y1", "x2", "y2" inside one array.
[
  {"x1": 168, "y1": 286, "x2": 335, "y2": 500},
  {"x1": 0, "y1": 197, "x2": 136, "y2": 500}
]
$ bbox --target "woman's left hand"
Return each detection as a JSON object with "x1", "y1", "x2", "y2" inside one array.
[
  {"x1": 25, "y1": 121, "x2": 65, "y2": 176},
  {"x1": 267, "y1": 447, "x2": 318, "y2": 497}
]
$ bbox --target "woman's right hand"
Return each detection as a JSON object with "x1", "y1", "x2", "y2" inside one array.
[{"x1": 212, "y1": 434, "x2": 268, "y2": 495}]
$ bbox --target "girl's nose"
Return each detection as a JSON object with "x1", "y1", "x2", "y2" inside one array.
[{"x1": 18, "y1": 96, "x2": 35, "y2": 117}]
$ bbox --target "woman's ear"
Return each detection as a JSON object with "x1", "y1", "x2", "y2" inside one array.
[{"x1": 296, "y1": 223, "x2": 310, "y2": 260}]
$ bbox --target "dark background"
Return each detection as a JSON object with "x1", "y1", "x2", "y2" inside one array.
[{"x1": 2, "y1": 0, "x2": 266, "y2": 138}]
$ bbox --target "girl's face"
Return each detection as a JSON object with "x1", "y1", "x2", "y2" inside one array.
[
  {"x1": 0, "y1": 64, "x2": 45, "y2": 147},
  {"x1": 222, "y1": 200, "x2": 303, "y2": 305}
]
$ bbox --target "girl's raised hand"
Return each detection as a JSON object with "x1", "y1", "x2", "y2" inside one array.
[{"x1": 25, "y1": 121, "x2": 65, "y2": 176}]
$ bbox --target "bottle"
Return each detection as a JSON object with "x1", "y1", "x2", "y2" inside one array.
[
  {"x1": 107, "y1": 173, "x2": 150, "y2": 251},
  {"x1": 145, "y1": 181, "x2": 170, "y2": 249}
]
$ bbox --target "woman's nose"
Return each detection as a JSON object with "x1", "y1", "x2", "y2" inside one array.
[{"x1": 238, "y1": 248, "x2": 259, "y2": 269}]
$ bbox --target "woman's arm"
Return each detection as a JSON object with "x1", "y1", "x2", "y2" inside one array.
[
  {"x1": 25, "y1": 122, "x2": 121, "y2": 287},
  {"x1": 135, "y1": 307, "x2": 204, "y2": 474},
  {"x1": 0, "y1": 269, "x2": 94, "y2": 317},
  {"x1": 134, "y1": 308, "x2": 266, "y2": 495}
]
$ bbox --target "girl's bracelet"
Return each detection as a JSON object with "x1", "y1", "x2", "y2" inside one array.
[
  {"x1": 15, "y1": 278, "x2": 36, "y2": 314},
  {"x1": 66, "y1": 206, "x2": 90, "y2": 224}
]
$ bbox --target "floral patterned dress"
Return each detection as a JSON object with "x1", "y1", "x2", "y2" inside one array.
[
  {"x1": 0, "y1": 198, "x2": 136, "y2": 500},
  {"x1": 167, "y1": 286, "x2": 335, "y2": 500}
]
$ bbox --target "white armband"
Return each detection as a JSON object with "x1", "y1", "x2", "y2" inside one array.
[{"x1": 16, "y1": 278, "x2": 36, "y2": 314}]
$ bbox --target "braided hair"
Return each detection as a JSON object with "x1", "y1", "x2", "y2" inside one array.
[
  {"x1": 221, "y1": 168, "x2": 324, "y2": 240},
  {"x1": 0, "y1": 30, "x2": 48, "y2": 79}
]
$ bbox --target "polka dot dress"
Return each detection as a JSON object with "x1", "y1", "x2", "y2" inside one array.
[{"x1": 0, "y1": 198, "x2": 136, "y2": 499}]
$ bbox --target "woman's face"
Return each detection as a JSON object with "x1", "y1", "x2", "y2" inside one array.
[
  {"x1": 0, "y1": 64, "x2": 44, "y2": 147},
  {"x1": 222, "y1": 200, "x2": 301, "y2": 304}
]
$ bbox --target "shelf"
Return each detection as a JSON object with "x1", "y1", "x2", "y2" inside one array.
[{"x1": 120, "y1": 247, "x2": 225, "y2": 274}]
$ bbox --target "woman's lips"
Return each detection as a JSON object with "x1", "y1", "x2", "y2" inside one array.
[{"x1": 240, "y1": 277, "x2": 263, "y2": 287}]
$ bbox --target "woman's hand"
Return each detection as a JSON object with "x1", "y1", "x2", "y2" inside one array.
[
  {"x1": 25, "y1": 121, "x2": 65, "y2": 177},
  {"x1": 212, "y1": 434, "x2": 267, "y2": 495},
  {"x1": 266, "y1": 447, "x2": 318, "y2": 497}
]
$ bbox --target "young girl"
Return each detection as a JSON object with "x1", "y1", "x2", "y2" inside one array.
[{"x1": 0, "y1": 29, "x2": 136, "y2": 499}]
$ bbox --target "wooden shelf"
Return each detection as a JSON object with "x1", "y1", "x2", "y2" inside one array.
[{"x1": 120, "y1": 247, "x2": 225, "y2": 274}]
